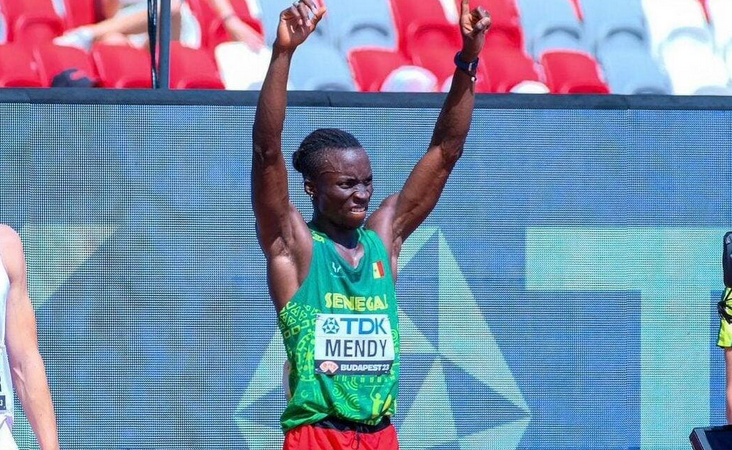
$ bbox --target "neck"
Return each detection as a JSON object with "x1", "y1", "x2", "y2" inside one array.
[{"x1": 311, "y1": 215, "x2": 360, "y2": 249}]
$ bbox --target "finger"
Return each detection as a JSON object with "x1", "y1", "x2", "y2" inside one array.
[
  {"x1": 471, "y1": 16, "x2": 491, "y2": 35},
  {"x1": 301, "y1": 0, "x2": 319, "y2": 15},
  {"x1": 312, "y1": 6, "x2": 327, "y2": 25},
  {"x1": 461, "y1": 0, "x2": 470, "y2": 17},
  {"x1": 287, "y1": 4, "x2": 303, "y2": 26},
  {"x1": 297, "y1": 2, "x2": 311, "y2": 26}
]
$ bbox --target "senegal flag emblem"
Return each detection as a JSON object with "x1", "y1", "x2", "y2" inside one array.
[{"x1": 373, "y1": 261, "x2": 385, "y2": 279}]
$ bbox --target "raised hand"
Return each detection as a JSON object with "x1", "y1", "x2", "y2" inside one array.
[
  {"x1": 275, "y1": 0, "x2": 326, "y2": 51},
  {"x1": 459, "y1": 0, "x2": 491, "y2": 61}
]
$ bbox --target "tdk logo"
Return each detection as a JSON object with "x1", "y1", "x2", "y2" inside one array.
[
  {"x1": 341, "y1": 317, "x2": 388, "y2": 335},
  {"x1": 322, "y1": 317, "x2": 340, "y2": 334}
]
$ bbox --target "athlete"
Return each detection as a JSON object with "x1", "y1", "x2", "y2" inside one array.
[
  {"x1": 720, "y1": 286, "x2": 732, "y2": 423},
  {"x1": 251, "y1": 1, "x2": 491, "y2": 448},
  {"x1": 0, "y1": 225, "x2": 59, "y2": 450}
]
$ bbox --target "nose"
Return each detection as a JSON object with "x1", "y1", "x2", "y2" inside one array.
[{"x1": 353, "y1": 185, "x2": 370, "y2": 201}]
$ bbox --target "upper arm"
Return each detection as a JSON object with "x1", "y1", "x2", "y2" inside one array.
[
  {"x1": 384, "y1": 144, "x2": 459, "y2": 244},
  {"x1": 0, "y1": 226, "x2": 39, "y2": 365}
]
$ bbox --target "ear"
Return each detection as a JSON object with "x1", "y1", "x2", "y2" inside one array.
[{"x1": 304, "y1": 179, "x2": 316, "y2": 199}]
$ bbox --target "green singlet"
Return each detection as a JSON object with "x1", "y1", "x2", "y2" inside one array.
[{"x1": 277, "y1": 224, "x2": 400, "y2": 432}]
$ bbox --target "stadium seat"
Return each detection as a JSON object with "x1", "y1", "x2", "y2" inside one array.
[
  {"x1": 91, "y1": 43, "x2": 152, "y2": 88},
  {"x1": 390, "y1": 0, "x2": 452, "y2": 53},
  {"x1": 452, "y1": 0, "x2": 524, "y2": 50},
  {"x1": 532, "y1": 30, "x2": 584, "y2": 57},
  {"x1": 62, "y1": 0, "x2": 96, "y2": 29},
  {"x1": 642, "y1": 0, "x2": 713, "y2": 56},
  {"x1": 33, "y1": 43, "x2": 97, "y2": 86},
  {"x1": 405, "y1": 22, "x2": 462, "y2": 84},
  {"x1": 707, "y1": 0, "x2": 732, "y2": 53},
  {"x1": 290, "y1": 40, "x2": 354, "y2": 90},
  {"x1": 324, "y1": 0, "x2": 396, "y2": 53},
  {"x1": 348, "y1": 48, "x2": 414, "y2": 92},
  {"x1": 660, "y1": 33, "x2": 731, "y2": 94},
  {"x1": 516, "y1": 0, "x2": 583, "y2": 58},
  {"x1": 0, "y1": 44, "x2": 42, "y2": 87},
  {"x1": 0, "y1": 0, "x2": 65, "y2": 44},
  {"x1": 477, "y1": 46, "x2": 546, "y2": 93},
  {"x1": 581, "y1": 0, "x2": 648, "y2": 54},
  {"x1": 540, "y1": 50, "x2": 610, "y2": 93},
  {"x1": 186, "y1": 0, "x2": 263, "y2": 52},
  {"x1": 598, "y1": 47, "x2": 671, "y2": 94},
  {"x1": 169, "y1": 42, "x2": 225, "y2": 89}
]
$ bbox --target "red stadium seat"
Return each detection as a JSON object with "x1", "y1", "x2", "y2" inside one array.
[
  {"x1": 477, "y1": 46, "x2": 543, "y2": 93},
  {"x1": 92, "y1": 43, "x2": 152, "y2": 88},
  {"x1": 540, "y1": 50, "x2": 610, "y2": 94},
  {"x1": 34, "y1": 44, "x2": 97, "y2": 86},
  {"x1": 62, "y1": 0, "x2": 98, "y2": 29},
  {"x1": 170, "y1": 42, "x2": 225, "y2": 89},
  {"x1": 453, "y1": 0, "x2": 524, "y2": 49},
  {"x1": 0, "y1": 0, "x2": 65, "y2": 44},
  {"x1": 390, "y1": 0, "x2": 452, "y2": 52},
  {"x1": 348, "y1": 48, "x2": 413, "y2": 92},
  {"x1": 0, "y1": 44, "x2": 43, "y2": 87},
  {"x1": 406, "y1": 22, "x2": 462, "y2": 84},
  {"x1": 186, "y1": 0, "x2": 263, "y2": 52}
]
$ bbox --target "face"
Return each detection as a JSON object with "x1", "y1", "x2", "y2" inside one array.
[{"x1": 307, "y1": 148, "x2": 373, "y2": 230}]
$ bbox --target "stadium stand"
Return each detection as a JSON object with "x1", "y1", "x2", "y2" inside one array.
[
  {"x1": 516, "y1": 0, "x2": 583, "y2": 58},
  {"x1": 598, "y1": 47, "x2": 671, "y2": 94},
  {"x1": 0, "y1": 0, "x2": 729, "y2": 94},
  {"x1": 0, "y1": 44, "x2": 43, "y2": 87},
  {"x1": 34, "y1": 43, "x2": 98, "y2": 87},
  {"x1": 169, "y1": 41, "x2": 225, "y2": 89},
  {"x1": 348, "y1": 48, "x2": 415, "y2": 92},
  {"x1": 0, "y1": 0, "x2": 65, "y2": 45},
  {"x1": 581, "y1": 0, "x2": 648, "y2": 55},
  {"x1": 91, "y1": 43, "x2": 151, "y2": 88},
  {"x1": 324, "y1": 0, "x2": 396, "y2": 53},
  {"x1": 541, "y1": 50, "x2": 610, "y2": 94}
]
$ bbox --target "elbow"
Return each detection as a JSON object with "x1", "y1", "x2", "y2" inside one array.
[{"x1": 440, "y1": 141, "x2": 465, "y2": 166}]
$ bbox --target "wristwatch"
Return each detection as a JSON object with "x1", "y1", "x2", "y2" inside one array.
[{"x1": 454, "y1": 52, "x2": 479, "y2": 80}]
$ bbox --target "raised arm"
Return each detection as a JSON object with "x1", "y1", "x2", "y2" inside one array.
[
  {"x1": 251, "y1": 1, "x2": 326, "y2": 309},
  {"x1": 0, "y1": 226, "x2": 59, "y2": 450},
  {"x1": 207, "y1": 0, "x2": 265, "y2": 49},
  {"x1": 368, "y1": 0, "x2": 490, "y2": 263}
]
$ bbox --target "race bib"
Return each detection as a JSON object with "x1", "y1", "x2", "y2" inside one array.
[{"x1": 314, "y1": 314, "x2": 395, "y2": 376}]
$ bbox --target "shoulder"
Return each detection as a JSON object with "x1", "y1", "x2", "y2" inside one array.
[
  {"x1": 0, "y1": 225, "x2": 24, "y2": 274},
  {"x1": 0, "y1": 224, "x2": 22, "y2": 253}
]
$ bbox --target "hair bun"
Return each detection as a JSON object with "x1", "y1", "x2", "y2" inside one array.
[{"x1": 292, "y1": 148, "x2": 304, "y2": 173}]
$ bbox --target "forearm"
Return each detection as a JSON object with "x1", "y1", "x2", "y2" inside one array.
[
  {"x1": 252, "y1": 47, "x2": 294, "y2": 157},
  {"x1": 429, "y1": 67, "x2": 476, "y2": 163},
  {"x1": 209, "y1": 0, "x2": 235, "y2": 17},
  {"x1": 12, "y1": 353, "x2": 58, "y2": 450}
]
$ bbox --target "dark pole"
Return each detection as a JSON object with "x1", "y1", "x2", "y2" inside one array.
[
  {"x1": 147, "y1": 0, "x2": 158, "y2": 88},
  {"x1": 158, "y1": 0, "x2": 172, "y2": 89}
]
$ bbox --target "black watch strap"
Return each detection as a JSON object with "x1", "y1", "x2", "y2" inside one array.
[{"x1": 454, "y1": 52, "x2": 479, "y2": 78}]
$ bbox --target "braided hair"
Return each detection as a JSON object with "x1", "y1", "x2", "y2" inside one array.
[{"x1": 292, "y1": 128, "x2": 363, "y2": 179}]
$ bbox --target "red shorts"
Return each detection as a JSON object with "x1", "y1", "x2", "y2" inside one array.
[{"x1": 283, "y1": 417, "x2": 399, "y2": 450}]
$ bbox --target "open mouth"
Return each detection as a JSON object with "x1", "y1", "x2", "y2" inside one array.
[{"x1": 350, "y1": 206, "x2": 367, "y2": 213}]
